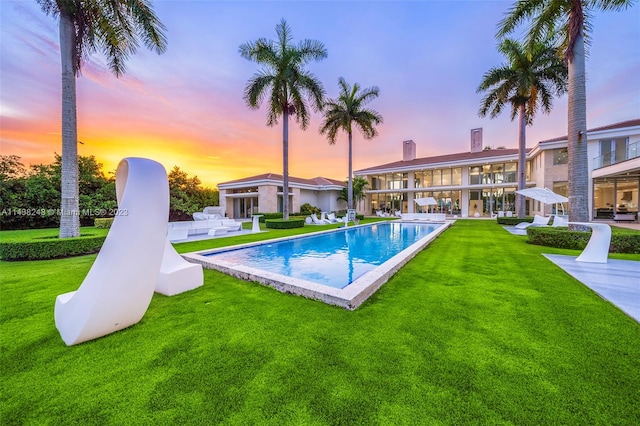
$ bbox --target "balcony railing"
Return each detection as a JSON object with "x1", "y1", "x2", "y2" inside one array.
[{"x1": 594, "y1": 140, "x2": 639, "y2": 169}]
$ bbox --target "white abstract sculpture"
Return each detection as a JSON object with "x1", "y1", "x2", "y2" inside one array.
[
  {"x1": 55, "y1": 158, "x2": 170, "y2": 345},
  {"x1": 156, "y1": 239, "x2": 203, "y2": 296}
]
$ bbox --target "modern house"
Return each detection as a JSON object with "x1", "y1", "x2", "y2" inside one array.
[
  {"x1": 353, "y1": 119, "x2": 640, "y2": 220},
  {"x1": 218, "y1": 173, "x2": 346, "y2": 219}
]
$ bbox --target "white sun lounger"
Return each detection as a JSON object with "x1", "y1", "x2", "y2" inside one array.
[{"x1": 515, "y1": 214, "x2": 551, "y2": 229}]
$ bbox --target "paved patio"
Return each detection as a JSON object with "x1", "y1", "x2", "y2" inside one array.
[{"x1": 544, "y1": 254, "x2": 640, "y2": 323}]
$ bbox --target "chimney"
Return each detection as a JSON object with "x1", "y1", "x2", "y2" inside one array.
[
  {"x1": 403, "y1": 140, "x2": 416, "y2": 161},
  {"x1": 470, "y1": 128, "x2": 483, "y2": 153}
]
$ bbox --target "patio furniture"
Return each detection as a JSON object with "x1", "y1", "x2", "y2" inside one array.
[
  {"x1": 251, "y1": 215, "x2": 263, "y2": 233},
  {"x1": 326, "y1": 213, "x2": 341, "y2": 223},
  {"x1": 193, "y1": 206, "x2": 224, "y2": 221},
  {"x1": 156, "y1": 239, "x2": 203, "y2": 296},
  {"x1": 568, "y1": 222, "x2": 611, "y2": 263},
  {"x1": 311, "y1": 213, "x2": 330, "y2": 224},
  {"x1": 55, "y1": 157, "x2": 169, "y2": 346},
  {"x1": 552, "y1": 215, "x2": 569, "y2": 227},
  {"x1": 515, "y1": 214, "x2": 551, "y2": 229}
]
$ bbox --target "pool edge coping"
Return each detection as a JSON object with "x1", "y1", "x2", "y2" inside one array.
[{"x1": 183, "y1": 220, "x2": 453, "y2": 310}]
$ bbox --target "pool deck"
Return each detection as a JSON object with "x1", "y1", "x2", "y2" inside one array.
[{"x1": 544, "y1": 254, "x2": 640, "y2": 323}]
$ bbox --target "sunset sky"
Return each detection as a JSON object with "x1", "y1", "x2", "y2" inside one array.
[{"x1": 1, "y1": 0, "x2": 639, "y2": 188}]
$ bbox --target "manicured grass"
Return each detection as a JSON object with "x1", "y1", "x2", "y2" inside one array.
[
  {"x1": 1, "y1": 220, "x2": 639, "y2": 424},
  {"x1": 0, "y1": 226, "x2": 110, "y2": 242}
]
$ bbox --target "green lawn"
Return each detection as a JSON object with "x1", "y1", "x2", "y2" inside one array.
[{"x1": 1, "y1": 220, "x2": 639, "y2": 424}]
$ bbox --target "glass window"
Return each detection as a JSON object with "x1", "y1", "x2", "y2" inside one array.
[
  {"x1": 491, "y1": 164, "x2": 504, "y2": 183},
  {"x1": 553, "y1": 148, "x2": 568, "y2": 165},
  {"x1": 414, "y1": 171, "x2": 423, "y2": 188},
  {"x1": 481, "y1": 165, "x2": 492, "y2": 184},
  {"x1": 469, "y1": 167, "x2": 481, "y2": 185},
  {"x1": 451, "y1": 168, "x2": 462, "y2": 185},
  {"x1": 423, "y1": 170, "x2": 432, "y2": 187},
  {"x1": 441, "y1": 169, "x2": 451, "y2": 186},
  {"x1": 504, "y1": 163, "x2": 517, "y2": 183},
  {"x1": 432, "y1": 169, "x2": 442, "y2": 186}
]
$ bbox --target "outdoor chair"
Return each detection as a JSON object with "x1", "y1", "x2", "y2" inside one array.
[
  {"x1": 515, "y1": 214, "x2": 551, "y2": 229},
  {"x1": 552, "y1": 215, "x2": 569, "y2": 227}
]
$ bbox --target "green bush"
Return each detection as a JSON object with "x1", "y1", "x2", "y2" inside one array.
[
  {"x1": 497, "y1": 216, "x2": 532, "y2": 225},
  {"x1": 265, "y1": 219, "x2": 305, "y2": 229},
  {"x1": 0, "y1": 234, "x2": 106, "y2": 261},
  {"x1": 94, "y1": 218, "x2": 114, "y2": 228},
  {"x1": 527, "y1": 227, "x2": 640, "y2": 254},
  {"x1": 299, "y1": 203, "x2": 320, "y2": 215},
  {"x1": 256, "y1": 213, "x2": 306, "y2": 223}
]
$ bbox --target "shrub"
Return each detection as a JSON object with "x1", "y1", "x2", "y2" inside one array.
[
  {"x1": 256, "y1": 213, "x2": 306, "y2": 223},
  {"x1": 300, "y1": 203, "x2": 320, "y2": 215},
  {"x1": 0, "y1": 234, "x2": 106, "y2": 261},
  {"x1": 497, "y1": 216, "x2": 532, "y2": 226},
  {"x1": 94, "y1": 218, "x2": 114, "y2": 228},
  {"x1": 527, "y1": 227, "x2": 640, "y2": 254},
  {"x1": 265, "y1": 219, "x2": 305, "y2": 229}
]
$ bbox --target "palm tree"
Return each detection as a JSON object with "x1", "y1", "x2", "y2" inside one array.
[
  {"x1": 239, "y1": 19, "x2": 326, "y2": 220},
  {"x1": 38, "y1": 0, "x2": 167, "y2": 238},
  {"x1": 477, "y1": 38, "x2": 567, "y2": 218},
  {"x1": 337, "y1": 176, "x2": 369, "y2": 208},
  {"x1": 497, "y1": 0, "x2": 635, "y2": 222},
  {"x1": 320, "y1": 78, "x2": 382, "y2": 210}
]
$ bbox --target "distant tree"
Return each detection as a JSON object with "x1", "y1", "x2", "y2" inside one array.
[
  {"x1": 37, "y1": 0, "x2": 167, "y2": 237},
  {"x1": 167, "y1": 166, "x2": 218, "y2": 221},
  {"x1": 240, "y1": 19, "x2": 327, "y2": 220},
  {"x1": 477, "y1": 38, "x2": 567, "y2": 217},
  {"x1": 320, "y1": 78, "x2": 382, "y2": 210},
  {"x1": 497, "y1": 0, "x2": 635, "y2": 222}
]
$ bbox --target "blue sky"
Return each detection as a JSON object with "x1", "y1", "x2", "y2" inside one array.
[{"x1": 1, "y1": 0, "x2": 639, "y2": 186}]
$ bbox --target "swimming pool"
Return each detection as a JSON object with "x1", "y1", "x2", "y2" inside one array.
[{"x1": 184, "y1": 220, "x2": 451, "y2": 309}]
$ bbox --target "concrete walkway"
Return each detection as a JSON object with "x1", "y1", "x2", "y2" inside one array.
[{"x1": 544, "y1": 254, "x2": 640, "y2": 323}]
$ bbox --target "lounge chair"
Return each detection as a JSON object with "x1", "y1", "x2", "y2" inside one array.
[
  {"x1": 326, "y1": 213, "x2": 341, "y2": 223},
  {"x1": 552, "y1": 215, "x2": 569, "y2": 227},
  {"x1": 310, "y1": 213, "x2": 330, "y2": 225},
  {"x1": 515, "y1": 214, "x2": 551, "y2": 229}
]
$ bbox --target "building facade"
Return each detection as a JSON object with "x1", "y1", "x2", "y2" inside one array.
[
  {"x1": 218, "y1": 173, "x2": 347, "y2": 219},
  {"x1": 354, "y1": 119, "x2": 640, "y2": 220}
]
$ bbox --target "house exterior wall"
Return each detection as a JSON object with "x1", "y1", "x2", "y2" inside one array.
[{"x1": 260, "y1": 185, "x2": 278, "y2": 213}]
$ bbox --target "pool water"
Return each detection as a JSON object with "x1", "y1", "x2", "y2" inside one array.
[{"x1": 204, "y1": 222, "x2": 441, "y2": 289}]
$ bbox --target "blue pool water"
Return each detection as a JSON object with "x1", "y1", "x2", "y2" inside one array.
[{"x1": 204, "y1": 222, "x2": 441, "y2": 289}]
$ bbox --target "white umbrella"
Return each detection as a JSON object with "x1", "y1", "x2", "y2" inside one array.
[
  {"x1": 515, "y1": 187, "x2": 568, "y2": 215},
  {"x1": 414, "y1": 197, "x2": 437, "y2": 213}
]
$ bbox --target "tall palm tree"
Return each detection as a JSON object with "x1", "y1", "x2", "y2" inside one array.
[
  {"x1": 498, "y1": 0, "x2": 635, "y2": 222},
  {"x1": 477, "y1": 38, "x2": 567, "y2": 218},
  {"x1": 38, "y1": 0, "x2": 167, "y2": 238},
  {"x1": 239, "y1": 19, "x2": 326, "y2": 220},
  {"x1": 320, "y1": 78, "x2": 382, "y2": 210}
]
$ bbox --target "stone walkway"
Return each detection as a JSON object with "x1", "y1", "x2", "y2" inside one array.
[{"x1": 544, "y1": 254, "x2": 640, "y2": 323}]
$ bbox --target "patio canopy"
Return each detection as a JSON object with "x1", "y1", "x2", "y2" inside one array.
[
  {"x1": 414, "y1": 197, "x2": 437, "y2": 207},
  {"x1": 515, "y1": 187, "x2": 568, "y2": 215}
]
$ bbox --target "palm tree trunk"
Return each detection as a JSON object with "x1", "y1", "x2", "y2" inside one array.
[
  {"x1": 567, "y1": 32, "x2": 589, "y2": 223},
  {"x1": 347, "y1": 131, "x2": 353, "y2": 210},
  {"x1": 516, "y1": 104, "x2": 527, "y2": 218},
  {"x1": 282, "y1": 108, "x2": 289, "y2": 220},
  {"x1": 59, "y1": 13, "x2": 80, "y2": 238}
]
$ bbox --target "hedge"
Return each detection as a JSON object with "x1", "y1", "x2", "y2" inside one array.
[
  {"x1": 94, "y1": 218, "x2": 114, "y2": 228},
  {"x1": 497, "y1": 216, "x2": 532, "y2": 226},
  {"x1": 265, "y1": 219, "x2": 305, "y2": 229},
  {"x1": 0, "y1": 235, "x2": 106, "y2": 261},
  {"x1": 527, "y1": 226, "x2": 640, "y2": 254},
  {"x1": 255, "y1": 213, "x2": 307, "y2": 223}
]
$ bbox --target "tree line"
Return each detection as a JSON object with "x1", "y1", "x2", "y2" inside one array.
[{"x1": 0, "y1": 155, "x2": 218, "y2": 230}]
